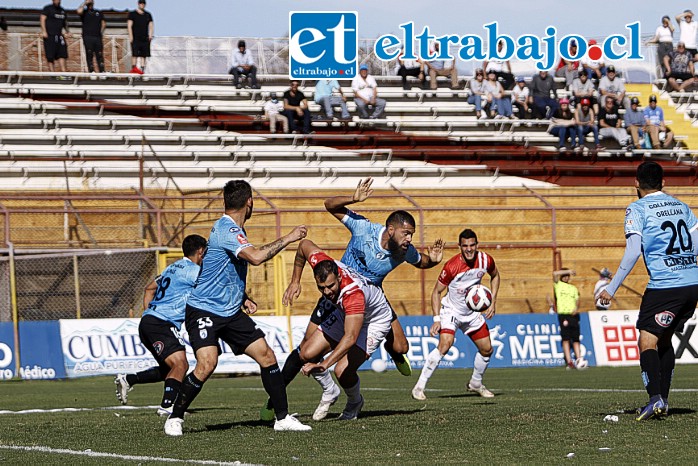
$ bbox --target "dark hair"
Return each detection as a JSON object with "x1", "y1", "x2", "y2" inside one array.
[
  {"x1": 385, "y1": 210, "x2": 416, "y2": 228},
  {"x1": 182, "y1": 234, "x2": 207, "y2": 257},
  {"x1": 313, "y1": 260, "x2": 338, "y2": 282},
  {"x1": 224, "y1": 180, "x2": 252, "y2": 210},
  {"x1": 238, "y1": 40, "x2": 246, "y2": 48},
  {"x1": 458, "y1": 228, "x2": 478, "y2": 243},
  {"x1": 636, "y1": 161, "x2": 663, "y2": 191}
]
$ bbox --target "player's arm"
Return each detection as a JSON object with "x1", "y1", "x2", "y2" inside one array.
[
  {"x1": 282, "y1": 239, "x2": 322, "y2": 306},
  {"x1": 598, "y1": 234, "x2": 642, "y2": 305},
  {"x1": 552, "y1": 269, "x2": 575, "y2": 283},
  {"x1": 237, "y1": 225, "x2": 307, "y2": 266},
  {"x1": 77, "y1": 2, "x2": 85, "y2": 15},
  {"x1": 127, "y1": 19, "x2": 133, "y2": 43},
  {"x1": 314, "y1": 313, "x2": 364, "y2": 372},
  {"x1": 413, "y1": 238, "x2": 444, "y2": 269},
  {"x1": 324, "y1": 177, "x2": 373, "y2": 221},
  {"x1": 142, "y1": 278, "x2": 158, "y2": 309},
  {"x1": 485, "y1": 266, "x2": 500, "y2": 319},
  {"x1": 101, "y1": 18, "x2": 106, "y2": 35},
  {"x1": 430, "y1": 280, "x2": 447, "y2": 337},
  {"x1": 148, "y1": 17, "x2": 154, "y2": 41},
  {"x1": 40, "y1": 13, "x2": 48, "y2": 38}
]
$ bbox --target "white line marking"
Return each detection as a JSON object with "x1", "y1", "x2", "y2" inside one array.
[
  {"x1": 0, "y1": 405, "x2": 159, "y2": 415},
  {"x1": 0, "y1": 445, "x2": 251, "y2": 465}
]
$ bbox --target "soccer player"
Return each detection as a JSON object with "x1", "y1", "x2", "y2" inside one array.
[
  {"x1": 260, "y1": 178, "x2": 443, "y2": 421},
  {"x1": 163, "y1": 180, "x2": 311, "y2": 436},
  {"x1": 598, "y1": 161, "x2": 698, "y2": 421},
  {"x1": 114, "y1": 234, "x2": 207, "y2": 416},
  {"x1": 285, "y1": 239, "x2": 394, "y2": 420},
  {"x1": 412, "y1": 228, "x2": 500, "y2": 401}
]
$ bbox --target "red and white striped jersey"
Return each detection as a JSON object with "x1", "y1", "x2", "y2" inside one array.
[{"x1": 438, "y1": 252, "x2": 496, "y2": 312}]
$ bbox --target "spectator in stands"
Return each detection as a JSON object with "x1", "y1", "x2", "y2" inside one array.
[
  {"x1": 643, "y1": 94, "x2": 675, "y2": 149},
  {"x1": 40, "y1": 0, "x2": 70, "y2": 73},
  {"x1": 548, "y1": 98, "x2": 578, "y2": 151},
  {"x1": 663, "y1": 42, "x2": 696, "y2": 91},
  {"x1": 575, "y1": 98, "x2": 600, "y2": 149},
  {"x1": 467, "y1": 68, "x2": 489, "y2": 120},
  {"x1": 594, "y1": 268, "x2": 613, "y2": 310},
  {"x1": 283, "y1": 80, "x2": 312, "y2": 134},
  {"x1": 675, "y1": 10, "x2": 698, "y2": 59},
  {"x1": 581, "y1": 39, "x2": 606, "y2": 82},
  {"x1": 0, "y1": 16, "x2": 6, "y2": 32},
  {"x1": 624, "y1": 97, "x2": 646, "y2": 150},
  {"x1": 427, "y1": 42, "x2": 459, "y2": 90},
  {"x1": 314, "y1": 79, "x2": 350, "y2": 120},
  {"x1": 77, "y1": 0, "x2": 106, "y2": 74},
  {"x1": 569, "y1": 69, "x2": 598, "y2": 113},
  {"x1": 230, "y1": 40, "x2": 259, "y2": 89},
  {"x1": 598, "y1": 97, "x2": 631, "y2": 148},
  {"x1": 647, "y1": 16, "x2": 675, "y2": 67},
  {"x1": 351, "y1": 64, "x2": 386, "y2": 119},
  {"x1": 483, "y1": 40, "x2": 514, "y2": 90},
  {"x1": 396, "y1": 50, "x2": 426, "y2": 90},
  {"x1": 485, "y1": 70, "x2": 512, "y2": 119},
  {"x1": 263, "y1": 93, "x2": 288, "y2": 134},
  {"x1": 598, "y1": 65, "x2": 628, "y2": 108},
  {"x1": 511, "y1": 76, "x2": 531, "y2": 119},
  {"x1": 127, "y1": 0, "x2": 153, "y2": 74},
  {"x1": 529, "y1": 70, "x2": 558, "y2": 119},
  {"x1": 555, "y1": 40, "x2": 581, "y2": 87}
]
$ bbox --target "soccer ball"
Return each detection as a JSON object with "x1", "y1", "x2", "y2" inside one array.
[
  {"x1": 371, "y1": 358, "x2": 387, "y2": 373},
  {"x1": 465, "y1": 284, "x2": 492, "y2": 312}
]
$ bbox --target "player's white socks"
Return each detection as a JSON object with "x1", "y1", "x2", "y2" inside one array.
[
  {"x1": 312, "y1": 370, "x2": 338, "y2": 400},
  {"x1": 470, "y1": 353, "x2": 490, "y2": 386},
  {"x1": 344, "y1": 379, "x2": 361, "y2": 403},
  {"x1": 415, "y1": 348, "x2": 444, "y2": 389}
]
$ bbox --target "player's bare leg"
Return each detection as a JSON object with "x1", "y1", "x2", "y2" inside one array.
[
  {"x1": 385, "y1": 316, "x2": 412, "y2": 376},
  {"x1": 468, "y1": 330, "x2": 495, "y2": 398},
  {"x1": 412, "y1": 332, "x2": 455, "y2": 400},
  {"x1": 562, "y1": 340, "x2": 574, "y2": 369}
]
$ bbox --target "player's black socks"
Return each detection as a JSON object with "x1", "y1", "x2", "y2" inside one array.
[
  {"x1": 171, "y1": 372, "x2": 204, "y2": 419},
  {"x1": 639, "y1": 349, "x2": 661, "y2": 397},
  {"x1": 658, "y1": 346, "x2": 675, "y2": 400},
  {"x1": 161, "y1": 378, "x2": 182, "y2": 409},
  {"x1": 261, "y1": 363, "x2": 288, "y2": 420},
  {"x1": 386, "y1": 347, "x2": 406, "y2": 365},
  {"x1": 281, "y1": 348, "x2": 304, "y2": 385},
  {"x1": 127, "y1": 366, "x2": 163, "y2": 386}
]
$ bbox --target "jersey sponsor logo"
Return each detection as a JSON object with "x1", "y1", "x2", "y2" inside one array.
[
  {"x1": 663, "y1": 256, "x2": 696, "y2": 268},
  {"x1": 237, "y1": 234, "x2": 248, "y2": 245},
  {"x1": 477, "y1": 271, "x2": 485, "y2": 279},
  {"x1": 153, "y1": 341, "x2": 164, "y2": 355},
  {"x1": 375, "y1": 252, "x2": 386, "y2": 260},
  {"x1": 655, "y1": 310, "x2": 675, "y2": 328},
  {"x1": 199, "y1": 329, "x2": 208, "y2": 340},
  {"x1": 229, "y1": 227, "x2": 240, "y2": 233},
  {"x1": 289, "y1": 12, "x2": 358, "y2": 79},
  {"x1": 625, "y1": 208, "x2": 631, "y2": 216}
]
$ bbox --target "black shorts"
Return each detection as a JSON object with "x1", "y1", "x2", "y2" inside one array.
[
  {"x1": 139, "y1": 314, "x2": 185, "y2": 363},
  {"x1": 558, "y1": 314, "x2": 580, "y2": 342},
  {"x1": 309, "y1": 296, "x2": 337, "y2": 325},
  {"x1": 668, "y1": 72, "x2": 694, "y2": 81},
  {"x1": 44, "y1": 35, "x2": 68, "y2": 62},
  {"x1": 637, "y1": 285, "x2": 698, "y2": 335},
  {"x1": 131, "y1": 39, "x2": 151, "y2": 57},
  {"x1": 186, "y1": 305, "x2": 265, "y2": 354}
]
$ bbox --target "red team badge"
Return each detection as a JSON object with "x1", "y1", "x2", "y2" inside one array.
[{"x1": 237, "y1": 234, "x2": 248, "y2": 245}]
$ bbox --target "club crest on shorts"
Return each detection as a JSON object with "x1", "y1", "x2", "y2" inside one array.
[
  {"x1": 655, "y1": 310, "x2": 675, "y2": 328},
  {"x1": 200, "y1": 329, "x2": 208, "y2": 340},
  {"x1": 153, "y1": 341, "x2": 164, "y2": 355}
]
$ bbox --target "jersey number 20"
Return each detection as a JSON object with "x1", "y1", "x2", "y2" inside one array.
[{"x1": 661, "y1": 220, "x2": 692, "y2": 255}]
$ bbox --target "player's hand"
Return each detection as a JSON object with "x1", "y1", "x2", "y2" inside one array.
[
  {"x1": 352, "y1": 178, "x2": 373, "y2": 203},
  {"x1": 282, "y1": 281, "x2": 302, "y2": 306},
  {"x1": 242, "y1": 298, "x2": 257, "y2": 315},
  {"x1": 430, "y1": 321, "x2": 441, "y2": 337},
  {"x1": 287, "y1": 225, "x2": 308, "y2": 242},
  {"x1": 301, "y1": 362, "x2": 325, "y2": 376},
  {"x1": 427, "y1": 238, "x2": 444, "y2": 263},
  {"x1": 598, "y1": 290, "x2": 612, "y2": 306},
  {"x1": 484, "y1": 302, "x2": 496, "y2": 320}
]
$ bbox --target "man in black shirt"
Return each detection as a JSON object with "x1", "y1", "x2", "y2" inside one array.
[
  {"x1": 127, "y1": 0, "x2": 154, "y2": 74},
  {"x1": 598, "y1": 98, "x2": 630, "y2": 148},
  {"x1": 40, "y1": 0, "x2": 69, "y2": 73},
  {"x1": 77, "y1": 0, "x2": 105, "y2": 73},
  {"x1": 282, "y1": 81, "x2": 312, "y2": 134}
]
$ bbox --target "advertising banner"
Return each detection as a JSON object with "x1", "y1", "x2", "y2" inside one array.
[
  {"x1": 0, "y1": 323, "x2": 15, "y2": 380},
  {"x1": 18, "y1": 321, "x2": 66, "y2": 379}
]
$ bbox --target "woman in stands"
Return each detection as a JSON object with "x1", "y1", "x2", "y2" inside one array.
[
  {"x1": 485, "y1": 71, "x2": 512, "y2": 119},
  {"x1": 548, "y1": 98, "x2": 578, "y2": 152}
]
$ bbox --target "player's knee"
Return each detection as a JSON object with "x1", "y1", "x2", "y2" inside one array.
[{"x1": 479, "y1": 346, "x2": 494, "y2": 357}]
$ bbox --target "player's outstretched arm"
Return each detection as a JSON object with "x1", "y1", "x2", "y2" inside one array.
[
  {"x1": 282, "y1": 239, "x2": 322, "y2": 306},
  {"x1": 324, "y1": 177, "x2": 373, "y2": 221},
  {"x1": 430, "y1": 281, "x2": 447, "y2": 336},
  {"x1": 303, "y1": 313, "x2": 363, "y2": 375},
  {"x1": 415, "y1": 238, "x2": 445, "y2": 269},
  {"x1": 238, "y1": 225, "x2": 307, "y2": 266}
]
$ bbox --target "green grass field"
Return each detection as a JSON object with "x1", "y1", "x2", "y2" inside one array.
[{"x1": 1, "y1": 365, "x2": 697, "y2": 465}]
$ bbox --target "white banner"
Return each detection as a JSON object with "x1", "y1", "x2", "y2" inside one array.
[{"x1": 588, "y1": 310, "x2": 698, "y2": 366}]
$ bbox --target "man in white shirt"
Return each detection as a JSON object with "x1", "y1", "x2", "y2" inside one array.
[
  {"x1": 351, "y1": 64, "x2": 386, "y2": 119},
  {"x1": 675, "y1": 9, "x2": 698, "y2": 58},
  {"x1": 230, "y1": 39, "x2": 258, "y2": 89},
  {"x1": 598, "y1": 65, "x2": 628, "y2": 108},
  {"x1": 263, "y1": 93, "x2": 288, "y2": 134}
]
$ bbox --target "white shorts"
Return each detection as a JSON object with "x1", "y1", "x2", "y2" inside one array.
[
  {"x1": 440, "y1": 303, "x2": 486, "y2": 336},
  {"x1": 320, "y1": 307, "x2": 391, "y2": 355}
]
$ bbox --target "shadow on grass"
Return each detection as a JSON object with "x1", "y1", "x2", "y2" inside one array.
[
  {"x1": 201, "y1": 419, "x2": 272, "y2": 432},
  {"x1": 615, "y1": 407, "x2": 696, "y2": 416},
  {"x1": 439, "y1": 393, "x2": 502, "y2": 399}
]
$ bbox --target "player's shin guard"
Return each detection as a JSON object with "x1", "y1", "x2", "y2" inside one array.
[
  {"x1": 127, "y1": 366, "x2": 164, "y2": 387},
  {"x1": 312, "y1": 368, "x2": 337, "y2": 395},
  {"x1": 161, "y1": 378, "x2": 182, "y2": 410},
  {"x1": 658, "y1": 346, "x2": 675, "y2": 401},
  {"x1": 261, "y1": 363, "x2": 288, "y2": 420},
  {"x1": 416, "y1": 348, "x2": 443, "y2": 389},
  {"x1": 471, "y1": 353, "x2": 491, "y2": 385},
  {"x1": 171, "y1": 372, "x2": 204, "y2": 419},
  {"x1": 639, "y1": 349, "x2": 661, "y2": 398}
]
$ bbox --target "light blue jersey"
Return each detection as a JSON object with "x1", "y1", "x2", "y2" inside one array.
[
  {"x1": 625, "y1": 191, "x2": 698, "y2": 289},
  {"x1": 339, "y1": 210, "x2": 421, "y2": 287},
  {"x1": 143, "y1": 257, "x2": 200, "y2": 329},
  {"x1": 187, "y1": 215, "x2": 252, "y2": 317}
]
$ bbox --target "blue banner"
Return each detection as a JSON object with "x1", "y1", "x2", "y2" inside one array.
[
  {"x1": 0, "y1": 322, "x2": 16, "y2": 379},
  {"x1": 19, "y1": 321, "x2": 66, "y2": 379}
]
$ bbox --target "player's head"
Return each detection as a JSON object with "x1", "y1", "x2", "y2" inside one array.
[
  {"x1": 560, "y1": 268, "x2": 572, "y2": 282},
  {"x1": 635, "y1": 161, "x2": 664, "y2": 195},
  {"x1": 224, "y1": 179, "x2": 253, "y2": 219},
  {"x1": 599, "y1": 267, "x2": 612, "y2": 279},
  {"x1": 313, "y1": 260, "x2": 341, "y2": 302},
  {"x1": 385, "y1": 210, "x2": 416, "y2": 252},
  {"x1": 182, "y1": 234, "x2": 207, "y2": 265},
  {"x1": 458, "y1": 228, "x2": 478, "y2": 262}
]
